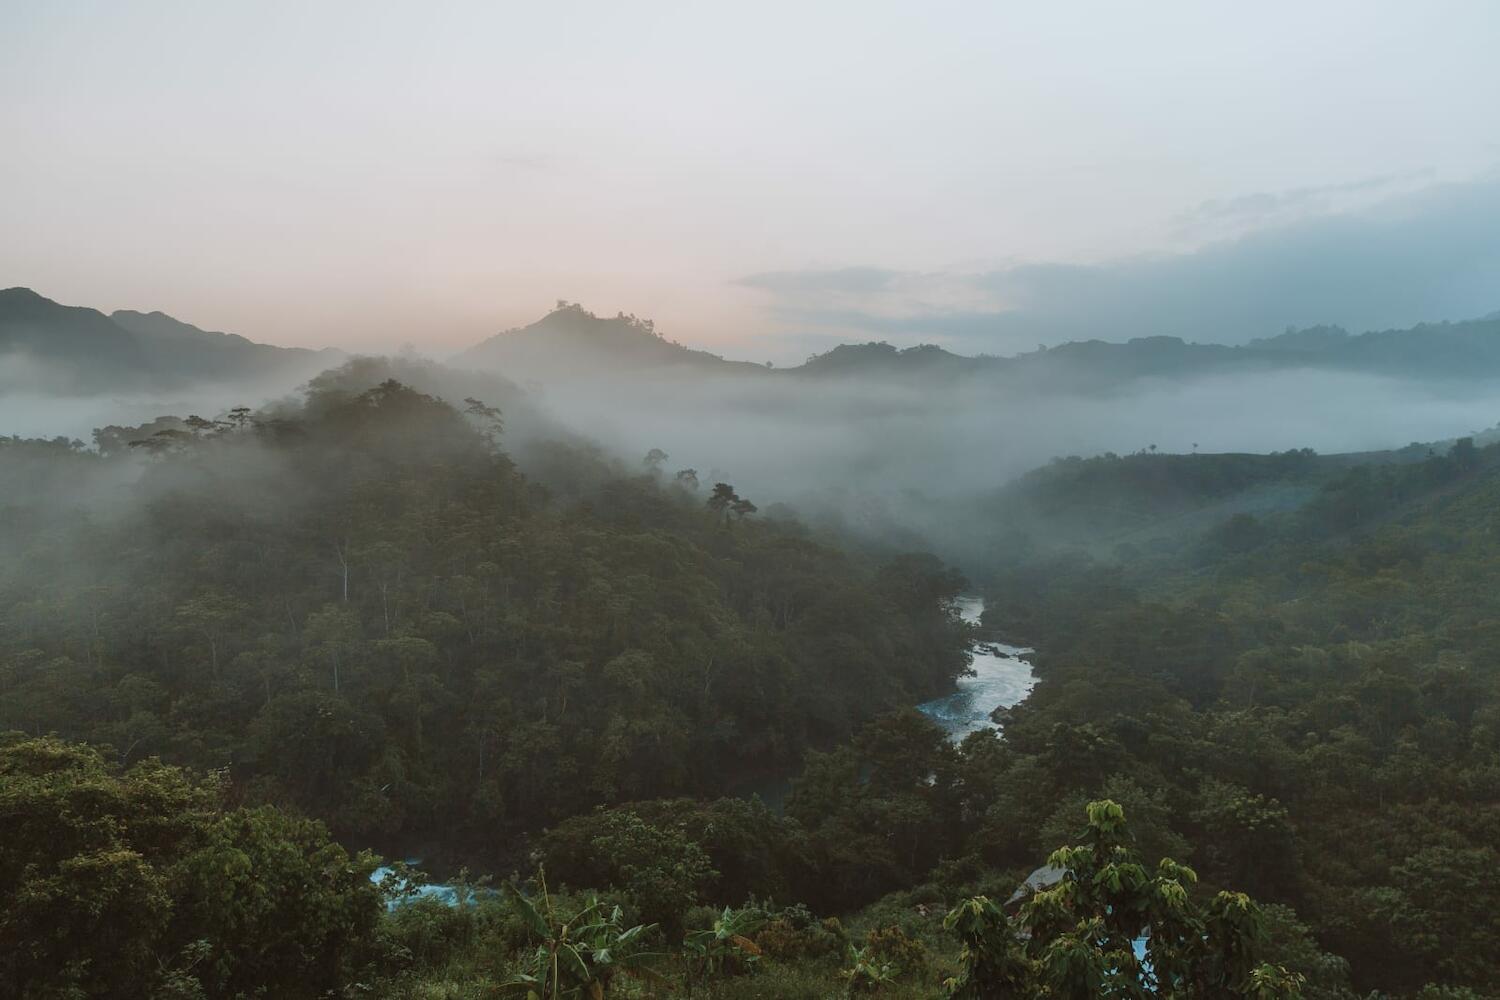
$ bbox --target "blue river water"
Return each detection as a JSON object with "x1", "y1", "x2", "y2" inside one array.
[{"x1": 917, "y1": 596, "x2": 1036, "y2": 741}]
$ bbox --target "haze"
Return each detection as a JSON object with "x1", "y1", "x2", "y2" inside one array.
[{"x1": 4, "y1": 0, "x2": 1498, "y2": 359}]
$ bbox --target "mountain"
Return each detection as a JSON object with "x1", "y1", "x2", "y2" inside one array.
[
  {"x1": 789, "y1": 341, "x2": 982, "y2": 379},
  {"x1": 0, "y1": 287, "x2": 337, "y2": 392},
  {"x1": 454, "y1": 302, "x2": 768, "y2": 381},
  {"x1": 12, "y1": 284, "x2": 1500, "y2": 396},
  {"x1": 0, "y1": 287, "x2": 150, "y2": 384},
  {"x1": 792, "y1": 315, "x2": 1500, "y2": 386},
  {"x1": 458, "y1": 302, "x2": 1500, "y2": 389},
  {"x1": 109, "y1": 308, "x2": 333, "y2": 380}
]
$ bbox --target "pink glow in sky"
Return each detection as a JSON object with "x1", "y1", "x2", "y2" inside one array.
[{"x1": 3, "y1": 1, "x2": 1497, "y2": 361}]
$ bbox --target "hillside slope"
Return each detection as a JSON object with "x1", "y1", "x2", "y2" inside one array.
[
  {"x1": 0, "y1": 287, "x2": 336, "y2": 391},
  {"x1": 457, "y1": 301, "x2": 768, "y2": 381}
]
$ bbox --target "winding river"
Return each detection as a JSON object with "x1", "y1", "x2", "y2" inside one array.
[{"x1": 917, "y1": 595, "x2": 1036, "y2": 741}]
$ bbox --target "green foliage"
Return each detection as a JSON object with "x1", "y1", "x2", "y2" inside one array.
[
  {"x1": 12, "y1": 371, "x2": 1500, "y2": 997},
  {"x1": 168, "y1": 805, "x2": 386, "y2": 997},
  {"x1": 0, "y1": 736, "x2": 385, "y2": 1000},
  {"x1": 499, "y1": 873, "x2": 663, "y2": 1000},
  {"x1": 941, "y1": 897, "x2": 1032, "y2": 998},
  {"x1": 753, "y1": 906, "x2": 847, "y2": 961},
  {"x1": 540, "y1": 807, "x2": 718, "y2": 931},
  {"x1": 683, "y1": 905, "x2": 768, "y2": 992},
  {"x1": 0, "y1": 379, "x2": 969, "y2": 858},
  {"x1": 841, "y1": 943, "x2": 898, "y2": 995},
  {"x1": 944, "y1": 800, "x2": 1305, "y2": 999},
  {"x1": 962, "y1": 442, "x2": 1500, "y2": 992},
  {"x1": 862, "y1": 924, "x2": 928, "y2": 976}
]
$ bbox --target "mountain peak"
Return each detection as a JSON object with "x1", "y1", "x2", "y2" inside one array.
[
  {"x1": 1, "y1": 286, "x2": 47, "y2": 301},
  {"x1": 457, "y1": 303, "x2": 766, "y2": 380}
]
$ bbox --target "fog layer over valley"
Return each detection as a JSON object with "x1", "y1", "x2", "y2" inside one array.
[
  {"x1": 11, "y1": 288, "x2": 1500, "y2": 556},
  {"x1": 530, "y1": 363, "x2": 1500, "y2": 497}
]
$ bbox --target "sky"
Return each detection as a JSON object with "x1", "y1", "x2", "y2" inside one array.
[{"x1": 2, "y1": 0, "x2": 1498, "y2": 362}]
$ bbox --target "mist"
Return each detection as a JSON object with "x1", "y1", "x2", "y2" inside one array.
[{"x1": 10, "y1": 336, "x2": 1500, "y2": 543}]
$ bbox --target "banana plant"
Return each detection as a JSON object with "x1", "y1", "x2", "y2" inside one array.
[
  {"x1": 499, "y1": 872, "x2": 664, "y2": 1000},
  {"x1": 682, "y1": 905, "x2": 766, "y2": 995},
  {"x1": 841, "y1": 943, "x2": 897, "y2": 995}
]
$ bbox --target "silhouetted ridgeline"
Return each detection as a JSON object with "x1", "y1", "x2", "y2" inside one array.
[{"x1": 8, "y1": 288, "x2": 1500, "y2": 394}]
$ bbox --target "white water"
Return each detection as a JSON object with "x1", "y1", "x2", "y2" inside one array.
[{"x1": 917, "y1": 596, "x2": 1036, "y2": 741}]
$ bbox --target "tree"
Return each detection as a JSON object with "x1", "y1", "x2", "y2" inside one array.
[
  {"x1": 1384, "y1": 846, "x2": 1500, "y2": 990},
  {"x1": 129, "y1": 427, "x2": 192, "y2": 456},
  {"x1": 943, "y1": 800, "x2": 1305, "y2": 998},
  {"x1": 541, "y1": 808, "x2": 717, "y2": 931},
  {"x1": 170, "y1": 805, "x2": 385, "y2": 998},
  {"x1": 463, "y1": 397, "x2": 504, "y2": 445},
  {"x1": 0, "y1": 737, "x2": 385, "y2": 1000},
  {"x1": 173, "y1": 593, "x2": 248, "y2": 675},
  {"x1": 643, "y1": 448, "x2": 669, "y2": 472},
  {"x1": 304, "y1": 602, "x2": 361, "y2": 692},
  {"x1": 1449, "y1": 436, "x2": 1478, "y2": 473},
  {"x1": 707, "y1": 482, "x2": 738, "y2": 523},
  {"x1": 675, "y1": 468, "x2": 700, "y2": 490},
  {"x1": 0, "y1": 738, "x2": 203, "y2": 999}
]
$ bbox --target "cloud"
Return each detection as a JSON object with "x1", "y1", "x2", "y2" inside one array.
[
  {"x1": 740, "y1": 174, "x2": 1500, "y2": 355},
  {"x1": 1171, "y1": 169, "x2": 1435, "y2": 236},
  {"x1": 738, "y1": 267, "x2": 905, "y2": 295}
]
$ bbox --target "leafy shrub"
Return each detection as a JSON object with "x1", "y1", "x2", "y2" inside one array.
[
  {"x1": 754, "y1": 907, "x2": 846, "y2": 961},
  {"x1": 863, "y1": 924, "x2": 928, "y2": 975}
]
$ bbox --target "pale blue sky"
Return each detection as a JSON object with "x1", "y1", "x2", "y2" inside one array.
[{"x1": 3, "y1": 1, "x2": 1497, "y2": 359}]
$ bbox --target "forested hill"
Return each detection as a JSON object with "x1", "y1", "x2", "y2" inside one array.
[
  {"x1": 9, "y1": 393, "x2": 1500, "y2": 993},
  {"x1": 0, "y1": 287, "x2": 338, "y2": 392},
  {"x1": 947, "y1": 441, "x2": 1475, "y2": 568},
  {"x1": 0, "y1": 376, "x2": 970, "y2": 860},
  {"x1": 971, "y1": 433, "x2": 1500, "y2": 992}
]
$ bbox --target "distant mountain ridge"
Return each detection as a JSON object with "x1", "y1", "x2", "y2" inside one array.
[
  {"x1": 456, "y1": 300, "x2": 1500, "y2": 388},
  {"x1": 0, "y1": 287, "x2": 338, "y2": 392},
  {"x1": 8, "y1": 285, "x2": 1500, "y2": 394},
  {"x1": 781, "y1": 315, "x2": 1500, "y2": 387}
]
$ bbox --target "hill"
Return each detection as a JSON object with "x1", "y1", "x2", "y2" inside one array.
[
  {"x1": 455, "y1": 301, "x2": 769, "y2": 381},
  {"x1": 0, "y1": 287, "x2": 337, "y2": 392},
  {"x1": 792, "y1": 314, "x2": 1500, "y2": 387},
  {"x1": 12, "y1": 286, "x2": 1500, "y2": 395}
]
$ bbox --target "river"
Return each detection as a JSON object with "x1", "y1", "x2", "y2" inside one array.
[{"x1": 917, "y1": 595, "x2": 1036, "y2": 741}]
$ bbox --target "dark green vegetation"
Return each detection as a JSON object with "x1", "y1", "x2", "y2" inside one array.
[
  {"x1": 0, "y1": 376, "x2": 968, "y2": 863},
  {"x1": 3, "y1": 735, "x2": 1304, "y2": 999},
  {"x1": 5, "y1": 361, "x2": 1500, "y2": 996},
  {"x1": 1, "y1": 737, "x2": 387, "y2": 998},
  {"x1": 975, "y1": 439, "x2": 1500, "y2": 995}
]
